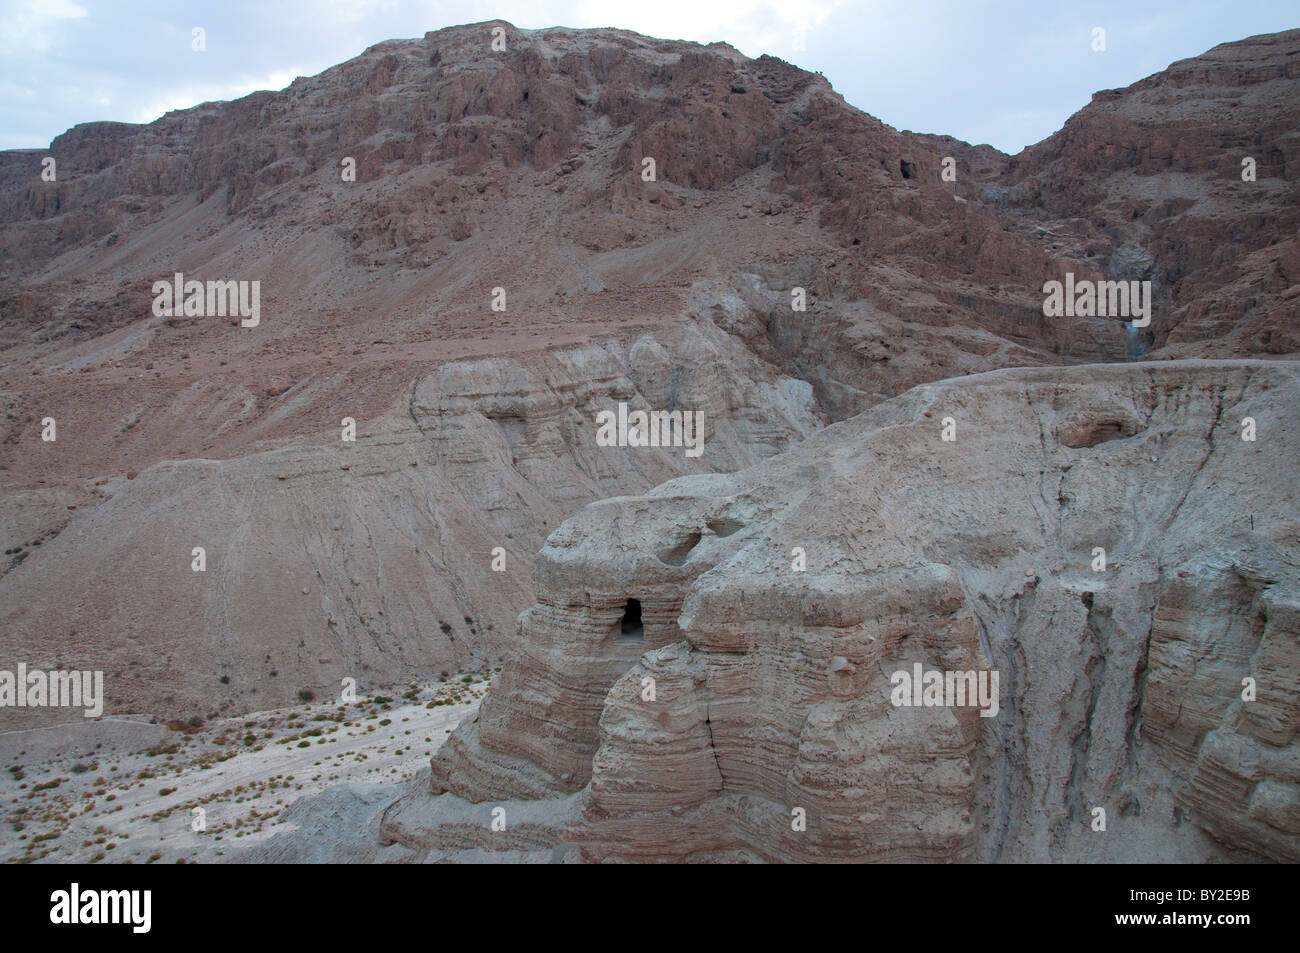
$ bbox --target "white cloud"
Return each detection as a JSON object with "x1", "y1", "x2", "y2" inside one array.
[
  {"x1": 0, "y1": 131, "x2": 49, "y2": 147},
  {"x1": 322, "y1": 0, "x2": 399, "y2": 24},
  {"x1": 0, "y1": 0, "x2": 88, "y2": 55},
  {"x1": 130, "y1": 68, "x2": 304, "y2": 124},
  {"x1": 571, "y1": 0, "x2": 848, "y2": 56},
  {"x1": 0, "y1": 81, "x2": 38, "y2": 99}
]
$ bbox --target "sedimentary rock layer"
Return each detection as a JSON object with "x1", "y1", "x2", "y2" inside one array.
[
  {"x1": 1, "y1": 22, "x2": 1296, "y2": 721},
  {"x1": 379, "y1": 360, "x2": 1298, "y2": 863}
]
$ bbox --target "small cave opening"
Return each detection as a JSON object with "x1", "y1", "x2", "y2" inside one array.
[
  {"x1": 1061, "y1": 417, "x2": 1142, "y2": 449},
  {"x1": 707, "y1": 518, "x2": 745, "y2": 538},
  {"x1": 658, "y1": 531, "x2": 701, "y2": 567},
  {"x1": 900, "y1": 159, "x2": 916, "y2": 179},
  {"x1": 619, "y1": 599, "x2": 643, "y2": 639}
]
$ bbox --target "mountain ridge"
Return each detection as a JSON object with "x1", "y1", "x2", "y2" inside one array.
[{"x1": 0, "y1": 21, "x2": 1295, "y2": 725}]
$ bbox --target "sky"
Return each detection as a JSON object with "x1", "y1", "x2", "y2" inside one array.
[{"x1": 0, "y1": 0, "x2": 1295, "y2": 154}]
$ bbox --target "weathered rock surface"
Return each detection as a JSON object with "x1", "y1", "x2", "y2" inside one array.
[
  {"x1": 0, "y1": 21, "x2": 1296, "y2": 724},
  {"x1": 358, "y1": 360, "x2": 1298, "y2": 862},
  {"x1": 990, "y1": 29, "x2": 1300, "y2": 358},
  {"x1": 0, "y1": 325, "x2": 817, "y2": 724}
]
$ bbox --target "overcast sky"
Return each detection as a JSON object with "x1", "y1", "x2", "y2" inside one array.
[{"x1": 1, "y1": 0, "x2": 1295, "y2": 154}]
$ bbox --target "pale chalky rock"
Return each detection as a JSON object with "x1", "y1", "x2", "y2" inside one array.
[{"x1": 378, "y1": 359, "x2": 1299, "y2": 862}]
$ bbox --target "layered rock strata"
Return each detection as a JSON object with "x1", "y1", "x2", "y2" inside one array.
[
  {"x1": 2, "y1": 22, "x2": 1297, "y2": 721},
  {"x1": 364, "y1": 360, "x2": 1299, "y2": 862}
]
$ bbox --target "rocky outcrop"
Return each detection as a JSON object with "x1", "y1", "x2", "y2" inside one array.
[
  {"x1": 988, "y1": 29, "x2": 1300, "y2": 358},
  {"x1": 1143, "y1": 560, "x2": 1300, "y2": 861},
  {"x1": 0, "y1": 324, "x2": 818, "y2": 726},
  {"x1": 369, "y1": 360, "x2": 1299, "y2": 862},
  {"x1": 1, "y1": 22, "x2": 1296, "y2": 723}
]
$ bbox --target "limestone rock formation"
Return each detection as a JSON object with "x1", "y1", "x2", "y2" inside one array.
[
  {"x1": 1, "y1": 21, "x2": 1296, "y2": 725},
  {"x1": 364, "y1": 360, "x2": 1298, "y2": 862},
  {"x1": 0, "y1": 327, "x2": 817, "y2": 724}
]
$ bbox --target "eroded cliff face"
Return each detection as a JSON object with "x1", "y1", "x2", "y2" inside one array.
[
  {"x1": 367, "y1": 360, "x2": 1299, "y2": 862},
  {"x1": 0, "y1": 322, "x2": 819, "y2": 724},
  {"x1": 1, "y1": 22, "x2": 1296, "y2": 723},
  {"x1": 991, "y1": 29, "x2": 1300, "y2": 358}
]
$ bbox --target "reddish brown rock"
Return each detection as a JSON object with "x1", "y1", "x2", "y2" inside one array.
[{"x1": 0, "y1": 21, "x2": 1296, "y2": 725}]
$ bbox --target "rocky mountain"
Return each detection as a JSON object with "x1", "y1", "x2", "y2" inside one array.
[
  {"x1": 992, "y1": 28, "x2": 1300, "y2": 356},
  {"x1": 0, "y1": 21, "x2": 1295, "y2": 726}
]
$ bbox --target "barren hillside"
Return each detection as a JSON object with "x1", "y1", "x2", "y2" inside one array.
[{"x1": 0, "y1": 21, "x2": 1295, "y2": 726}]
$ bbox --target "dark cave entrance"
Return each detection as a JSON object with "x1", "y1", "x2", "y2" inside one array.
[{"x1": 619, "y1": 599, "x2": 643, "y2": 639}]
